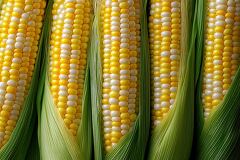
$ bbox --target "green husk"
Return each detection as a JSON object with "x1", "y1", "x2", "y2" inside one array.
[
  {"x1": 196, "y1": 68, "x2": 240, "y2": 159},
  {"x1": 37, "y1": 0, "x2": 93, "y2": 159},
  {"x1": 0, "y1": 0, "x2": 47, "y2": 158},
  {"x1": 90, "y1": 0, "x2": 150, "y2": 159},
  {"x1": 194, "y1": 0, "x2": 240, "y2": 158},
  {"x1": 147, "y1": 0, "x2": 195, "y2": 159},
  {"x1": 191, "y1": 0, "x2": 205, "y2": 157},
  {"x1": 26, "y1": 120, "x2": 40, "y2": 160}
]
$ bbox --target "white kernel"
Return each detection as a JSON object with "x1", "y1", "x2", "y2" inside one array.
[
  {"x1": 63, "y1": 24, "x2": 72, "y2": 29},
  {"x1": 170, "y1": 55, "x2": 179, "y2": 60},
  {"x1": 59, "y1": 74, "x2": 68, "y2": 79},
  {"x1": 212, "y1": 93, "x2": 222, "y2": 99},
  {"x1": 120, "y1": 18, "x2": 128, "y2": 23},
  {"x1": 154, "y1": 120, "x2": 160, "y2": 126},
  {"x1": 104, "y1": 128, "x2": 111, "y2": 133},
  {"x1": 6, "y1": 39, "x2": 14, "y2": 45},
  {"x1": 67, "y1": 101, "x2": 77, "y2": 106},
  {"x1": 15, "y1": 42, "x2": 23, "y2": 49},
  {"x1": 111, "y1": 111, "x2": 120, "y2": 117},
  {"x1": 110, "y1": 74, "x2": 119, "y2": 79},
  {"x1": 18, "y1": 80, "x2": 26, "y2": 86},
  {"x1": 213, "y1": 60, "x2": 222, "y2": 65},
  {"x1": 119, "y1": 90, "x2": 128, "y2": 96},
  {"x1": 109, "y1": 98, "x2": 118, "y2": 104},
  {"x1": 216, "y1": 4, "x2": 227, "y2": 10},
  {"x1": 154, "y1": 82, "x2": 161, "y2": 88},
  {"x1": 104, "y1": 121, "x2": 111, "y2": 127},
  {"x1": 170, "y1": 87, "x2": 177, "y2": 92},
  {"x1": 7, "y1": 80, "x2": 17, "y2": 87},
  {"x1": 11, "y1": 16, "x2": 19, "y2": 22},
  {"x1": 22, "y1": 13, "x2": 29, "y2": 19},
  {"x1": 213, "y1": 87, "x2": 223, "y2": 93},
  {"x1": 0, "y1": 82, "x2": 6, "y2": 88},
  {"x1": 68, "y1": 95, "x2": 77, "y2": 101},
  {"x1": 103, "y1": 82, "x2": 110, "y2": 88},
  {"x1": 119, "y1": 101, "x2": 127, "y2": 106},
  {"x1": 16, "y1": 36, "x2": 25, "y2": 42},
  {"x1": 154, "y1": 104, "x2": 161, "y2": 110},
  {"x1": 5, "y1": 93, "x2": 15, "y2": 101},
  {"x1": 120, "y1": 70, "x2": 129, "y2": 74},
  {"x1": 161, "y1": 101, "x2": 169, "y2": 107},
  {"x1": 110, "y1": 80, "x2": 120, "y2": 85},
  {"x1": 170, "y1": 99, "x2": 175, "y2": 105},
  {"x1": 120, "y1": 43, "x2": 129, "y2": 48},
  {"x1": 119, "y1": 58, "x2": 129, "y2": 63},
  {"x1": 121, "y1": 124, "x2": 129, "y2": 130},
  {"x1": 58, "y1": 91, "x2": 67, "y2": 96},
  {"x1": 102, "y1": 105, "x2": 109, "y2": 110},
  {"x1": 213, "y1": 81, "x2": 222, "y2": 87},
  {"x1": 103, "y1": 110, "x2": 110, "y2": 116},
  {"x1": 154, "y1": 92, "x2": 160, "y2": 97},
  {"x1": 121, "y1": 130, "x2": 128, "y2": 135},
  {"x1": 160, "y1": 74, "x2": 170, "y2": 78},
  {"x1": 215, "y1": 21, "x2": 225, "y2": 26},
  {"x1": 59, "y1": 86, "x2": 67, "y2": 91},
  {"x1": 13, "y1": 7, "x2": 23, "y2": 13},
  {"x1": 120, "y1": 28, "x2": 129, "y2": 33},
  {"x1": 17, "y1": 86, "x2": 25, "y2": 92},
  {"x1": 0, "y1": 89, "x2": 6, "y2": 95},
  {"x1": 161, "y1": 17, "x2": 171, "y2": 22},
  {"x1": 161, "y1": 51, "x2": 170, "y2": 56},
  {"x1": 170, "y1": 71, "x2": 177, "y2": 76},
  {"x1": 23, "y1": 47, "x2": 31, "y2": 53},
  {"x1": 111, "y1": 86, "x2": 120, "y2": 91},
  {"x1": 112, "y1": 117, "x2": 120, "y2": 122},
  {"x1": 154, "y1": 98, "x2": 160, "y2": 103},
  {"x1": 214, "y1": 32, "x2": 223, "y2": 38},
  {"x1": 162, "y1": 22, "x2": 171, "y2": 26}
]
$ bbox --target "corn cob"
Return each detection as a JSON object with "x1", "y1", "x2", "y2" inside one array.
[
  {"x1": 0, "y1": 0, "x2": 46, "y2": 148},
  {"x1": 49, "y1": 0, "x2": 91, "y2": 136},
  {"x1": 202, "y1": 0, "x2": 240, "y2": 117},
  {"x1": 100, "y1": 0, "x2": 141, "y2": 152},
  {"x1": 149, "y1": 0, "x2": 181, "y2": 126}
]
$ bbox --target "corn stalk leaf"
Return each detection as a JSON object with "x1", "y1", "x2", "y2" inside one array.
[
  {"x1": 37, "y1": 0, "x2": 93, "y2": 159},
  {"x1": 147, "y1": 0, "x2": 195, "y2": 159},
  {"x1": 90, "y1": 0, "x2": 150, "y2": 159}
]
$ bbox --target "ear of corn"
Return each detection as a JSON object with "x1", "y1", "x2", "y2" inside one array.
[
  {"x1": 147, "y1": 0, "x2": 195, "y2": 159},
  {"x1": 90, "y1": 0, "x2": 150, "y2": 158},
  {"x1": 195, "y1": 0, "x2": 240, "y2": 158},
  {"x1": 0, "y1": 0, "x2": 46, "y2": 158},
  {"x1": 38, "y1": 0, "x2": 93, "y2": 159}
]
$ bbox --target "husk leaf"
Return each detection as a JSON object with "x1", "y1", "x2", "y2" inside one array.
[{"x1": 196, "y1": 67, "x2": 240, "y2": 159}]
